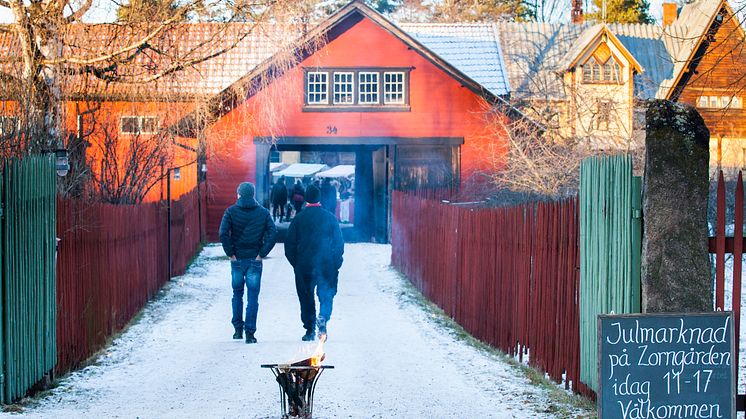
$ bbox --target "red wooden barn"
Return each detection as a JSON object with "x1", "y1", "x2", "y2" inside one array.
[{"x1": 179, "y1": 1, "x2": 515, "y2": 242}]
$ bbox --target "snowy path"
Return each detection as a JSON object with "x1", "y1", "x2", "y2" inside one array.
[{"x1": 11, "y1": 244, "x2": 583, "y2": 418}]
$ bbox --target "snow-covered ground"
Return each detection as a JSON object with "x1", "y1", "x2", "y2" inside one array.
[{"x1": 7, "y1": 244, "x2": 588, "y2": 418}]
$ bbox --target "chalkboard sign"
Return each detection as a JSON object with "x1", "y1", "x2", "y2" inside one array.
[{"x1": 598, "y1": 312, "x2": 735, "y2": 419}]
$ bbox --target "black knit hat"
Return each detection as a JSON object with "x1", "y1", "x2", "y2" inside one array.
[
  {"x1": 305, "y1": 185, "x2": 321, "y2": 204},
  {"x1": 237, "y1": 182, "x2": 255, "y2": 198}
]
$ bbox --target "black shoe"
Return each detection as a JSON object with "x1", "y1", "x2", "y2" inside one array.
[
  {"x1": 245, "y1": 332, "x2": 257, "y2": 344},
  {"x1": 233, "y1": 329, "x2": 243, "y2": 340},
  {"x1": 301, "y1": 330, "x2": 315, "y2": 341}
]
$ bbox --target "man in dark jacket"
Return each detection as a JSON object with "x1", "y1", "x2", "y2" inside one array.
[
  {"x1": 290, "y1": 181, "x2": 305, "y2": 217},
  {"x1": 219, "y1": 182, "x2": 277, "y2": 344},
  {"x1": 271, "y1": 176, "x2": 288, "y2": 222},
  {"x1": 285, "y1": 185, "x2": 344, "y2": 341}
]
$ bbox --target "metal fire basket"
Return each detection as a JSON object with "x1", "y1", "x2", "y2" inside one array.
[{"x1": 261, "y1": 364, "x2": 334, "y2": 419}]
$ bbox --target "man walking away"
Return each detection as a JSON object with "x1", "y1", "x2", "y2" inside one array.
[
  {"x1": 219, "y1": 182, "x2": 277, "y2": 344},
  {"x1": 320, "y1": 177, "x2": 337, "y2": 215},
  {"x1": 271, "y1": 176, "x2": 288, "y2": 222},
  {"x1": 290, "y1": 180, "x2": 305, "y2": 217},
  {"x1": 285, "y1": 185, "x2": 344, "y2": 342}
]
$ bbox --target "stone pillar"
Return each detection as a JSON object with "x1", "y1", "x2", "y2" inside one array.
[{"x1": 642, "y1": 100, "x2": 711, "y2": 312}]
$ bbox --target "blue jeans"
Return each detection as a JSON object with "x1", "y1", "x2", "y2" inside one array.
[
  {"x1": 231, "y1": 259, "x2": 262, "y2": 333},
  {"x1": 294, "y1": 269, "x2": 338, "y2": 332}
]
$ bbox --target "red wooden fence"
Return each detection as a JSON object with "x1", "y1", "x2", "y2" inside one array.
[
  {"x1": 391, "y1": 191, "x2": 590, "y2": 396},
  {"x1": 711, "y1": 170, "x2": 744, "y2": 386},
  {"x1": 55, "y1": 183, "x2": 206, "y2": 374}
]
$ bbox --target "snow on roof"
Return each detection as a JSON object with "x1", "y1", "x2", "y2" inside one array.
[
  {"x1": 399, "y1": 23, "x2": 511, "y2": 96},
  {"x1": 274, "y1": 163, "x2": 329, "y2": 178},
  {"x1": 15, "y1": 18, "x2": 510, "y2": 101},
  {"x1": 495, "y1": 20, "x2": 683, "y2": 100},
  {"x1": 316, "y1": 165, "x2": 355, "y2": 178}
]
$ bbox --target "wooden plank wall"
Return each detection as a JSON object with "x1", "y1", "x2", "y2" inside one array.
[
  {"x1": 390, "y1": 191, "x2": 592, "y2": 398},
  {"x1": 55, "y1": 184, "x2": 206, "y2": 375}
]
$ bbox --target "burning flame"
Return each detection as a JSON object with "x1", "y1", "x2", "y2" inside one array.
[
  {"x1": 285, "y1": 335, "x2": 327, "y2": 368},
  {"x1": 310, "y1": 338, "x2": 325, "y2": 367}
]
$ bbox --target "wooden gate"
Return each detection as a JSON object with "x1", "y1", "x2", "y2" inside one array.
[
  {"x1": 578, "y1": 154, "x2": 642, "y2": 392},
  {"x1": 0, "y1": 156, "x2": 57, "y2": 403}
]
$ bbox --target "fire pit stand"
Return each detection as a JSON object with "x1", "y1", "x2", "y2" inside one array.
[{"x1": 261, "y1": 364, "x2": 334, "y2": 419}]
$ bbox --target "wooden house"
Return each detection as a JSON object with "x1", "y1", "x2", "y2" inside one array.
[
  {"x1": 177, "y1": 1, "x2": 517, "y2": 241},
  {"x1": 495, "y1": 0, "x2": 746, "y2": 167}
]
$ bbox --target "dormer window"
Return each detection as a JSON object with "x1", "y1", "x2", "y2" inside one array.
[{"x1": 582, "y1": 57, "x2": 622, "y2": 84}]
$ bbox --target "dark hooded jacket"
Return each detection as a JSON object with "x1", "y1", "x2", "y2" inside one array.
[
  {"x1": 271, "y1": 181, "x2": 288, "y2": 206},
  {"x1": 219, "y1": 197, "x2": 277, "y2": 259},
  {"x1": 285, "y1": 206, "x2": 344, "y2": 276}
]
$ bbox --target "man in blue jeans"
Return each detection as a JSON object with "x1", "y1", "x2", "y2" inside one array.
[
  {"x1": 285, "y1": 185, "x2": 344, "y2": 341},
  {"x1": 219, "y1": 182, "x2": 276, "y2": 344}
]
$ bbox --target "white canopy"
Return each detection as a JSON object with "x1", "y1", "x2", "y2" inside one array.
[
  {"x1": 274, "y1": 163, "x2": 328, "y2": 178},
  {"x1": 269, "y1": 162, "x2": 287, "y2": 172},
  {"x1": 315, "y1": 165, "x2": 355, "y2": 179}
]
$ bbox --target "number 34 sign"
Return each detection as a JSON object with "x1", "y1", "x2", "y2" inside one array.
[{"x1": 598, "y1": 312, "x2": 735, "y2": 419}]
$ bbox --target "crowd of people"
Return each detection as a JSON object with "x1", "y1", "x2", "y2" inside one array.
[{"x1": 269, "y1": 175, "x2": 351, "y2": 223}]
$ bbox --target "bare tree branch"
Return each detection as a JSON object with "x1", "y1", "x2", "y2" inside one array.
[{"x1": 65, "y1": 0, "x2": 94, "y2": 23}]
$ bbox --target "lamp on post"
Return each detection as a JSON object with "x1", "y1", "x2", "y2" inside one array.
[{"x1": 54, "y1": 148, "x2": 69, "y2": 177}]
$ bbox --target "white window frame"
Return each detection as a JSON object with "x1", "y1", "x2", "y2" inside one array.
[
  {"x1": 121, "y1": 116, "x2": 159, "y2": 135},
  {"x1": 697, "y1": 95, "x2": 743, "y2": 109},
  {"x1": 0, "y1": 116, "x2": 17, "y2": 137},
  {"x1": 140, "y1": 116, "x2": 159, "y2": 134},
  {"x1": 383, "y1": 72, "x2": 406, "y2": 105},
  {"x1": 121, "y1": 116, "x2": 139, "y2": 134},
  {"x1": 333, "y1": 72, "x2": 355, "y2": 105},
  {"x1": 173, "y1": 167, "x2": 181, "y2": 181},
  {"x1": 583, "y1": 62, "x2": 592, "y2": 83},
  {"x1": 306, "y1": 71, "x2": 329, "y2": 105},
  {"x1": 358, "y1": 72, "x2": 380, "y2": 104}
]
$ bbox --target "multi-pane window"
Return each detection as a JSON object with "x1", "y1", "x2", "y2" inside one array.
[
  {"x1": 141, "y1": 117, "x2": 159, "y2": 134},
  {"x1": 384, "y1": 72, "x2": 405, "y2": 104},
  {"x1": 307, "y1": 72, "x2": 329, "y2": 105},
  {"x1": 305, "y1": 68, "x2": 409, "y2": 108},
  {"x1": 333, "y1": 72, "x2": 354, "y2": 104},
  {"x1": 698, "y1": 95, "x2": 744, "y2": 109},
  {"x1": 173, "y1": 167, "x2": 181, "y2": 181},
  {"x1": 583, "y1": 57, "x2": 622, "y2": 84},
  {"x1": 358, "y1": 72, "x2": 379, "y2": 104},
  {"x1": 121, "y1": 116, "x2": 159, "y2": 134}
]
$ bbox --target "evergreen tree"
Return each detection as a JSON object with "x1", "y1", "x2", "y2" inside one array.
[
  {"x1": 587, "y1": 0, "x2": 654, "y2": 24},
  {"x1": 117, "y1": 0, "x2": 191, "y2": 23},
  {"x1": 432, "y1": 0, "x2": 534, "y2": 23}
]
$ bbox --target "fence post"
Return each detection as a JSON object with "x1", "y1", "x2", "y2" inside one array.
[
  {"x1": 641, "y1": 100, "x2": 711, "y2": 312},
  {"x1": 167, "y1": 168, "x2": 172, "y2": 280}
]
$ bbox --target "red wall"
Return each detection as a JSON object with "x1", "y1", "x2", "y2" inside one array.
[
  {"x1": 66, "y1": 101, "x2": 199, "y2": 203},
  {"x1": 205, "y1": 16, "x2": 507, "y2": 239}
]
